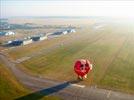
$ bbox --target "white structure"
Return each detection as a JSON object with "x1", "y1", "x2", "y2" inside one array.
[
  {"x1": 22, "y1": 39, "x2": 32, "y2": 45},
  {"x1": 39, "y1": 35, "x2": 47, "y2": 41},
  {"x1": 0, "y1": 31, "x2": 15, "y2": 36},
  {"x1": 5, "y1": 31, "x2": 15, "y2": 36},
  {"x1": 62, "y1": 31, "x2": 68, "y2": 35},
  {"x1": 70, "y1": 29, "x2": 76, "y2": 33},
  {"x1": 7, "y1": 40, "x2": 12, "y2": 44},
  {"x1": 67, "y1": 29, "x2": 76, "y2": 33}
]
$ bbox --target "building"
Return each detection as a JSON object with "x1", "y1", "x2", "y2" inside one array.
[
  {"x1": 22, "y1": 38, "x2": 33, "y2": 45},
  {"x1": 71, "y1": 29, "x2": 76, "y2": 33},
  {"x1": 39, "y1": 35, "x2": 47, "y2": 41},
  {"x1": 0, "y1": 31, "x2": 15, "y2": 36},
  {"x1": 31, "y1": 36, "x2": 40, "y2": 41},
  {"x1": 52, "y1": 30, "x2": 69, "y2": 36},
  {"x1": 31, "y1": 34, "x2": 47, "y2": 41},
  {"x1": 52, "y1": 31, "x2": 63, "y2": 35},
  {"x1": 10, "y1": 38, "x2": 32, "y2": 46},
  {"x1": 62, "y1": 30, "x2": 68, "y2": 35},
  {"x1": 11, "y1": 40, "x2": 23, "y2": 46},
  {"x1": 6, "y1": 31, "x2": 15, "y2": 35},
  {"x1": 67, "y1": 29, "x2": 76, "y2": 33},
  {"x1": 7, "y1": 40, "x2": 12, "y2": 44}
]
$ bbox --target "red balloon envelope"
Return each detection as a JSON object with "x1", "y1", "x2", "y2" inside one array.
[{"x1": 74, "y1": 59, "x2": 92, "y2": 78}]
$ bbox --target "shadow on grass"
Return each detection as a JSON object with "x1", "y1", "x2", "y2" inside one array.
[{"x1": 16, "y1": 80, "x2": 80, "y2": 100}]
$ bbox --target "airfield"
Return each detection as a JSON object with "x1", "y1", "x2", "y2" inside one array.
[{"x1": 0, "y1": 17, "x2": 134, "y2": 99}]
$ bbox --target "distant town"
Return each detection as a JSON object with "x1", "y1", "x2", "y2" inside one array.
[{"x1": 0, "y1": 18, "x2": 76, "y2": 46}]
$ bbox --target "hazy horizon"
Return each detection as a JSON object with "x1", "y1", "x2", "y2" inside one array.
[{"x1": 1, "y1": 0, "x2": 134, "y2": 19}]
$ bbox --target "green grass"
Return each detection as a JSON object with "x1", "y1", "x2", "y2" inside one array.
[
  {"x1": 0, "y1": 60, "x2": 62, "y2": 100},
  {"x1": 0, "y1": 60, "x2": 28, "y2": 100},
  {"x1": 7, "y1": 23, "x2": 134, "y2": 94},
  {"x1": 99, "y1": 31, "x2": 134, "y2": 93}
]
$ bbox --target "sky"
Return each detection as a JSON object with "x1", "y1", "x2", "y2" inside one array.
[{"x1": 1, "y1": 0, "x2": 134, "y2": 18}]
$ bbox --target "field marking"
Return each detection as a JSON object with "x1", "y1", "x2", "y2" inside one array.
[
  {"x1": 70, "y1": 84, "x2": 85, "y2": 88},
  {"x1": 15, "y1": 56, "x2": 31, "y2": 63}
]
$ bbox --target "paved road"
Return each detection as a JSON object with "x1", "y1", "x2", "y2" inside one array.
[{"x1": 0, "y1": 53, "x2": 134, "y2": 100}]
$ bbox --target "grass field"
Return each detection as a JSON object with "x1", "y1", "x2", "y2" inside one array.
[
  {"x1": 0, "y1": 60, "x2": 28, "y2": 99},
  {"x1": 0, "y1": 58, "x2": 62, "y2": 100},
  {"x1": 6, "y1": 20, "x2": 134, "y2": 94}
]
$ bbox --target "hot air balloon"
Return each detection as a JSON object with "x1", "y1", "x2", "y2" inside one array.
[{"x1": 74, "y1": 59, "x2": 93, "y2": 80}]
